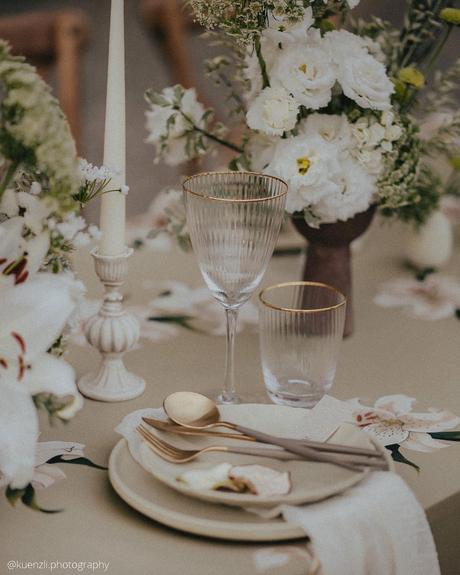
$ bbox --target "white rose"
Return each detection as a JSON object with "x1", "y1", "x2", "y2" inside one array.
[
  {"x1": 314, "y1": 157, "x2": 376, "y2": 223},
  {"x1": 326, "y1": 30, "x2": 393, "y2": 110},
  {"x1": 266, "y1": 134, "x2": 342, "y2": 213},
  {"x1": 246, "y1": 86, "x2": 299, "y2": 136},
  {"x1": 271, "y1": 37, "x2": 336, "y2": 110}
]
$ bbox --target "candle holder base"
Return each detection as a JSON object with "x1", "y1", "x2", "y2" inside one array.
[
  {"x1": 77, "y1": 248, "x2": 146, "y2": 402},
  {"x1": 78, "y1": 358, "x2": 145, "y2": 402}
]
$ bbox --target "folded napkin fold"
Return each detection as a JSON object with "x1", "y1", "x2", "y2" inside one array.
[{"x1": 250, "y1": 471, "x2": 440, "y2": 575}]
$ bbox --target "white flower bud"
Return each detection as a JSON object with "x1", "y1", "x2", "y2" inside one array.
[{"x1": 405, "y1": 211, "x2": 453, "y2": 268}]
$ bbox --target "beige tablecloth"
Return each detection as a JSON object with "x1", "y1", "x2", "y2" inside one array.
[{"x1": 1, "y1": 219, "x2": 459, "y2": 575}]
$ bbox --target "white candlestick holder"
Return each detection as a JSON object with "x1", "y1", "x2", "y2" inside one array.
[{"x1": 78, "y1": 248, "x2": 145, "y2": 402}]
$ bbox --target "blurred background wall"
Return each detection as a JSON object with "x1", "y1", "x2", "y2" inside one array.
[{"x1": 0, "y1": 1, "x2": 455, "y2": 221}]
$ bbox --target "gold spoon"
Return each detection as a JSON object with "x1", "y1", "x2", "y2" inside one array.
[{"x1": 162, "y1": 392, "x2": 384, "y2": 471}]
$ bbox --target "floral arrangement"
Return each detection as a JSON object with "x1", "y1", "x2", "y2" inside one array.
[
  {"x1": 145, "y1": 0, "x2": 460, "y2": 230},
  {"x1": 0, "y1": 40, "x2": 121, "y2": 508}
]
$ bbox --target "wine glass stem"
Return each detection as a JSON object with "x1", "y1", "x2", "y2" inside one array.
[{"x1": 221, "y1": 306, "x2": 239, "y2": 404}]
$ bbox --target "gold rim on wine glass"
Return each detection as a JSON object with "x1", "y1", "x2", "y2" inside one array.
[
  {"x1": 182, "y1": 171, "x2": 288, "y2": 203},
  {"x1": 259, "y1": 281, "x2": 346, "y2": 313}
]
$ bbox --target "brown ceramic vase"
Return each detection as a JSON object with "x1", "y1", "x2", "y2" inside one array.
[{"x1": 291, "y1": 206, "x2": 376, "y2": 337}]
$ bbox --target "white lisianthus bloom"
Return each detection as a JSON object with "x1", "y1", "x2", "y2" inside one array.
[
  {"x1": 314, "y1": 157, "x2": 376, "y2": 223},
  {"x1": 326, "y1": 30, "x2": 393, "y2": 110},
  {"x1": 266, "y1": 134, "x2": 342, "y2": 213},
  {"x1": 271, "y1": 34, "x2": 336, "y2": 110},
  {"x1": 246, "y1": 86, "x2": 299, "y2": 136},
  {"x1": 244, "y1": 8, "x2": 314, "y2": 100},
  {"x1": 299, "y1": 113, "x2": 352, "y2": 150}
]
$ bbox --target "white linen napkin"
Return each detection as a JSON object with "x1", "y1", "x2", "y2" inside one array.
[{"x1": 250, "y1": 472, "x2": 440, "y2": 575}]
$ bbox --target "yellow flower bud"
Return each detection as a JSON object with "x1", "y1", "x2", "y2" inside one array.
[
  {"x1": 440, "y1": 8, "x2": 460, "y2": 26},
  {"x1": 398, "y1": 67, "x2": 425, "y2": 89},
  {"x1": 449, "y1": 156, "x2": 460, "y2": 171},
  {"x1": 297, "y1": 156, "x2": 311, "y2": 175}
]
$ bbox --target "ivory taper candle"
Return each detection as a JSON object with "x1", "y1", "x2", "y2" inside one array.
[{"x1": 100, "y1": 0, "x2": 126, "y2": 256}]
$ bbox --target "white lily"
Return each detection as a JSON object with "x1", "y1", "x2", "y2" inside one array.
[
  {"x1": 0, "y1": 273, "x2": 84, "y2": 488},
  {"x1": 374, "y1": 275, "x2": 460, "y2": 320},
  {"x1": 349, "y1": 394, "x2": 460, "y2": 451},
  {"x1": 0, "y1": 217, "x2": 49, "y2": 288},
  {"x1": 31, "y1": 441, "x2": 86, "y2": 490},
  {"x1": 148, "y1": 280, "x2": 258, "y2": 336}
]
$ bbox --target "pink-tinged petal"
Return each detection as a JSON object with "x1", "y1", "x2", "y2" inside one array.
[
  {"x1": 401, "y1": 410, "x2": 460, "y2": 432},
  {"x1": 31, "y1": 463, "x2": 66, "y2": 489},
  {"x1": 374, "y1": 394, "x2": 416, "y2": 416},
  {"x1": 402, "y1": 431, "x2": 451, "y2": 452},
  {"x1": 361, "y1": 422, "x2": 409, "y2": 446}
]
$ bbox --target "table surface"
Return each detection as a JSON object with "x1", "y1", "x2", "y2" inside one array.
[{"x1": 1, "y1": 219, "x2": 459, "y2": 575}]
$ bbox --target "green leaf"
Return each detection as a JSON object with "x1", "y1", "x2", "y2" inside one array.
[
  {"x1": 386, "y1": 444, "x2": 420, "y2": 471},
  {"x1": 430, "y1": 431, "x2": 460, "y2": 441},
  {"x1": 46, "y1": 455, "x2": 107, "y2": 471},
  {"x1": 415, "y1": 267, "x2": 436, "y2": 281},
  {"x1": 228, "y1": 157, "x2": 239, "y2": 171},
  {"x1": 5, "y1": 485, "x2": 23, "y2": 507},
  {"x1": 6, "y1": 484, "x2": 61, "y2": 513},
  {"x1": 148, "y1": 314, "x2": 194, "y2": 325},
  {"x1": 148, "y1": 315, "x2": 204, "y2": 333}
]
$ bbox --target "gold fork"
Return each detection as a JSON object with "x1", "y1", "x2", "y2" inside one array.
[{"x1": 136, "y1": 426, "x2": 388, "y2": 469}]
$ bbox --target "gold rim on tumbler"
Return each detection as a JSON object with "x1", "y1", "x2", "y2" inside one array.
[
  {"x1": 259, "y1": 281, "x2": 347, "y2": 313},
  {"x1": 183, "y1": 171, "x2": 288, "y2": 203}
]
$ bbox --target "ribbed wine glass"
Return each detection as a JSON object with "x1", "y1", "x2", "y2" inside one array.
[{"x1": 183, "y1": 171, "x2": 287, "y2": 404}]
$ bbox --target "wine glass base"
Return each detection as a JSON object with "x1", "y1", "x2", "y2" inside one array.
[
  {"x1": 216, "y1": 392, "x2": 240, "y2": 405},
  {"x1": 211, "y1": 390, "x2": 271, "y2": 406}
]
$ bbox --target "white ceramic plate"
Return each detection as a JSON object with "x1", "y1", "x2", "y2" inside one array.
[
  {"x1": 109, "y1": 438, "x2": 307, "y2": 541},
  {"x1": 109, "y1": 404, "x2": 392, "y2": 541},
  {"x1": 135, "y1": 405, "x2": 377, "y2": 508}
]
